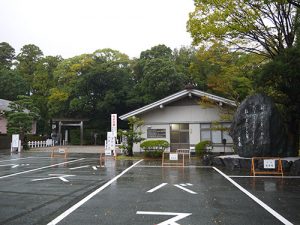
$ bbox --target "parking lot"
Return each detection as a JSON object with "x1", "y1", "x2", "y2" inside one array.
[{"x1": 0, "y1": 152, "x2": 299, "y2": 225}]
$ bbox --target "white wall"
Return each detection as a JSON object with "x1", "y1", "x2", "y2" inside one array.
[
  {"x1": 132, "y1": 103, "x2": 233, "y2": 153},
  {"x1": 140, "y1": 105, "x2": 221, "y2": 123}
]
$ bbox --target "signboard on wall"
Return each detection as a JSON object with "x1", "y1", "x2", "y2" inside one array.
[
  {"x1": 111, "y1": 114, "x2": 117, "y2": 138},
  {"x1": 147, "y1": 129, "x2": 166, "y2": 138}
]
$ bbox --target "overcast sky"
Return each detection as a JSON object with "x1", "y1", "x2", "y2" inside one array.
[{"x1": 0, "y1": 0, "x2": 195, "y2": 59}]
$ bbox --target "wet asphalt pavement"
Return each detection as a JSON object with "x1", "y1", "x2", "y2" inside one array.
[{"x1": 0, "y1": 152, "x2": 299, "y2": 225}]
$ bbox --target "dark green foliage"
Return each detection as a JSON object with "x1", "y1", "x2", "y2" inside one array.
[
  {"x1": 257, "y1": 46, "x2": 300, "y2": 154},
  {"x1": 118, "y1": 117, "x2": 144, "y2": 156},
  {"x1": 144, "y1": 150, "x2": 163, "y2": 158},
  {"x1": 140, "y1": 140, "x2": 169, "y2": 158},
  {"x1": 0, "y1": 42, "x2": 15, "y2": 69},
  {"x1": 4, "y1": 96, "x2": 40, "y2": 150},
  {"x1": 140, "y1": 140, "x2": 170, "y2": 150},
  {"x1": 0, "y1": 69, "x2": 28, "y2": 100},
  {"x1": 195, "y1": 140, "x2": 211, "y2": 157}
]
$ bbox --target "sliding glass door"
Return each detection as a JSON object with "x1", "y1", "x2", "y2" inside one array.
[{"x1": 170, "y1": 123, "x2": 189, "y2": 151}]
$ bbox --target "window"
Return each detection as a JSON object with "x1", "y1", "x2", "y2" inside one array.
[{"x1": 200, "y1": 123, "x2": 233, "y2": 144}]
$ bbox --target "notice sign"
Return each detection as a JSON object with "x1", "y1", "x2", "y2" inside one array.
[
  {"x1": 169, "y1": 153, "x2": 178, "y2": 161},
  {"x1": 264, "y1": 159, "x2": 275, "y2": 169},
  {"x1": 58, "y1": 148, "x2": 65, "y2": 154},
  {"x1": 12, "y1": 134, "x2": 20, "y2": 148},
  {"x1": 111, "y1": 114, "x2": 117, "y2": 138},
  {"x1": 105, "y1": 132, "x2": 115, "y2": 156}
]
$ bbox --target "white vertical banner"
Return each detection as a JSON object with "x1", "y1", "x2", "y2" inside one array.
[
  {"x1": 12, "y1": 134, "x2": 20, "y2": 147},
  {"x1": 111, "y1": 114, "x2": 117, "y2": 138},
  {"x1": 11, "y1": 134, "x2": 21, "y2": 152},
  {"x1": 105, "y1": 132, "x2": 115, "y2": 156}
]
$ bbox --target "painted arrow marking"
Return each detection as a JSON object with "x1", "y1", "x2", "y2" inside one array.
[
  {"x1": 136, "y1": 211, "x2": 192, "y2": 225},
  {"x1": 147, "y1": 183, "x2": 197, "y2": 194},
  {"x1": 174, "y1": 184, "x2": 197, "y2": 194},
  {"x1": 31, "y1": 174, "x2": 75, "y2": 183}
]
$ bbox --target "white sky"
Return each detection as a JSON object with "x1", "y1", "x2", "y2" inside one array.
[{"x1": 0, "y1": 0, "x2": 195, "y2": 59}]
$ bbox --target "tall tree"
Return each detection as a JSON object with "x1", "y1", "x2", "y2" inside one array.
[
  {"x1": 0, "y1": 69, "x2": 28, "y2": 100},
  {"x1": 187, "y1": 0, "x2": 299, "y2": 58},
  {"x1": 32, "y1": 55, "x2": 62, "y2": 134},
  {"x1": 133, "y1": 45, "x2": 186, "y2": 104},
  {"x1": 258, "y1": 46, "x2": 300, "y2": 155},
  {"x1": 0, "y1": 42, "x2": 15, "y2": 69},
  {"x1": 16, "y1": 44, "x2": 43, "y2": 94}
]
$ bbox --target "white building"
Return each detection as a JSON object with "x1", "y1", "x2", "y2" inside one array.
[{"x1": 120, "y1": 89, "x2": 237, "y2": 153}]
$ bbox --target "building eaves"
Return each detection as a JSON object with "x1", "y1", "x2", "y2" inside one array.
[{"x1": 119, "y1": 89, "x2": 236, "y2": 120}]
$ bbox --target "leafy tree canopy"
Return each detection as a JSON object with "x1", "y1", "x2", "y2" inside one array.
[
  {"x1": 187, "y1": 0, "x2": 299, "y2": 58},
  {"x1": 0, "y1": 69, "x2": 28, "y2": 100},
  {"x1": 0, "y1": 42, "x2": 15, "y2": 69},
  {"x1": 4, "y1": 95, "x2": 39, "y2": 135}
]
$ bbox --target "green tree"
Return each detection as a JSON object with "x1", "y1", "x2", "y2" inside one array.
[
  {"x1": 16, "y1": 44, "x2": 43, "y2": 94},
  {"x1": 0, "y1": 42, "x2": 15, "y2": 69},
  {"x1": 0, "y1": 69, "x2": 28, "y2": 100},
  {"x1": 118, "y1": 116, "x2": 144, "y2": 156},
  {"x1": 4, "y1": 96, "x2": 39, "y2": 150},
  {"x1": 187, "y1": 0, "x2": 299, "y2": 58},
  {"x1": 258, "y1": 46, "x2": 300, "y2": 156},
  {"x1": 48, "y1": 54, "x2": 93, "y2": 116},
  {"x1": 32, "y1": 56, "x2": 62, "y2": 134},
  {"x1": 133, "y1": 45, "x2": 186, "y2": 104},
  {"x1": 191, "y1": 42, "x2": 263, "y2": 102},
  {"x1": 173, "y1": 46, "x2": 198, "y2": 86}
]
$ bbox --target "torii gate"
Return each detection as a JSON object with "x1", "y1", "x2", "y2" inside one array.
[{"x1": 52, "y1": 118, "x2": 88, "y2": 145}]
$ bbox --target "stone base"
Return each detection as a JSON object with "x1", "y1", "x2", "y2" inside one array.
[{"x1": 211, "y1": 155, "x2": 300, "y2": 175}]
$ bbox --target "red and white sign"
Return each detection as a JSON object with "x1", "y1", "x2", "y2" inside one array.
[{"x1": 111, "y1": 114, "x2": 117, "y2": 138}]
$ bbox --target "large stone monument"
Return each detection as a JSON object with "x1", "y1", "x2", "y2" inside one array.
[{"x1": 230, "y1": 94, "x2": 288, "y2": 157}]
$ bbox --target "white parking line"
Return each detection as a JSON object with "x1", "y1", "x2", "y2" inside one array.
[
  {"x1": 0, "y1": 158, "x2": 85, "y2": 179},
  {"x1": 0, "y1": 157, "x2": 30, "y2": 163},
  {"x1": 147, "y1": 183, "x2": 168, "y2": 193},
  {"x1": 213, "y1": 167, "x2": 293, "y2": 225},
  {"x1": 69, "y1": 165, "x2": 90, "y2": 170},
  {"x1": 47, "y1": 159, "x2": 144, "y2": 225},
  {"x1": 229, "y1": 175, "x2": 300, "y2": 179}
]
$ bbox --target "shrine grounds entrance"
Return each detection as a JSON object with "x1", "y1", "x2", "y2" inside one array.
[{"x1": 0, "y1": 152, "x2": 299, "y2": 225}]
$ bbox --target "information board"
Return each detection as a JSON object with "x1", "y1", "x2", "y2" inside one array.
[
  {"x1": 264, "y1": 159, "x2": 275, "y2": 169},
  {"x1": 105, "y1": 132, "x2": 115, "y2": 156},
  {"x1": 169, "y1": 153, "x2": 178, "y2": 161},
  {"x1": 147, "y1": 129, "x2": 166, "y2": 138}
]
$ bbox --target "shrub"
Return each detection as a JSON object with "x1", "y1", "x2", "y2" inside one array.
[
  {"x1": 195, "y1": 140, "x2": 212, "y2": 157},
  {"x1": 144, "y1": 150, "x2": 163, "y2": 158},
  {"x1": 140, "y1": 140, "x2": 169, "y2": 151},
  {"x1": 140, "y1": 140, "x2": 169, "y2": 158}
]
